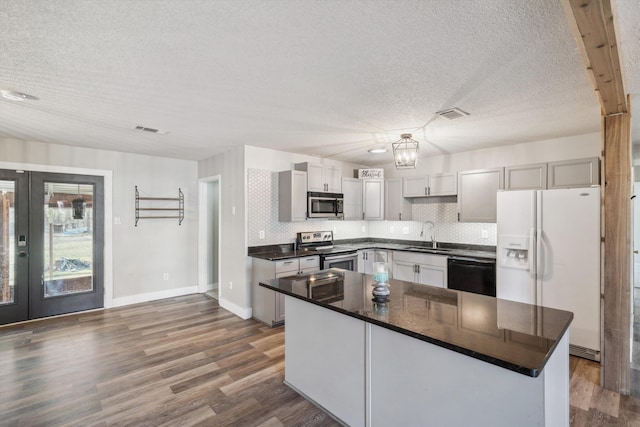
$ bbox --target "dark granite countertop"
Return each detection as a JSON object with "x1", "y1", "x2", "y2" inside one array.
[
  {"x1": 260, "y1": 269, "x2": 573, "y2": 377},
  {"x1": 248, "y1": 239, "x2": 496, "y2": 261}
]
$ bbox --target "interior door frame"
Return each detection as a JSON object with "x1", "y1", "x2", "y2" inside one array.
[
  {"x1": 0, "y1": 162, "x2": 114, "y2": 309},
  {"x1": 198, "y1": 175, "x2": 221, "y2": 296}
]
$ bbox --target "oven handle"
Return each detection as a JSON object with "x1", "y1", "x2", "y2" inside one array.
[
  {"x1": 447, "y1": 256, "x2": 496, "y2": 264},
  {"x1": 322, "y1": 252, "x2": 358, "y2": 261}
]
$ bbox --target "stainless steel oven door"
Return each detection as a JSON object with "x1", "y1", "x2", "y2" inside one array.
[{"x1": 322, "y1": 252, "x2": 358, "y2": 271}]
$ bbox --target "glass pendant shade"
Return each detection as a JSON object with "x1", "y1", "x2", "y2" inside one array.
[{"x1": 392, "y1": 134, "x2": 419, "y2": 169}]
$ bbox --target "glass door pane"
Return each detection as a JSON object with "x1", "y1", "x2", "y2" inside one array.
[
  {"x1": 0, "y1": 170, "x2": 29, "y2": 325},
  {"x1": 43, "y1": 182, "x2": 95, "y2": 298},
  {"x1": 0, "y1": 180, "x2": 15, "y2": 305},
  {"x1": 30, "y1": 172, "x2": 103, "y2": 319}
]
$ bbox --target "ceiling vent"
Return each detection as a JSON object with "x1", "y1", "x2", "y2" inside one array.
[
  {"x1": 435, "y1": 107, "x2": 469, "y2": 120},
  {"x1": 134, "y1": 125, "x2": 168, "y2": 135}
]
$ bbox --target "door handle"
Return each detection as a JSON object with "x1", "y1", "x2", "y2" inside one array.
[
  {"x1": 18, "y1": 251, "x2": 28, "y2": 258},
  {"x1": 635, "y1": 250, "x2": 639, "y2": 254}
]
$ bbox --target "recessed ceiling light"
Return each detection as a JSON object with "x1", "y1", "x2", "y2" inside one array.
[
  {"x1": 1, "y1": 89, "x2": 39, "y2": 101},
  {"x1": 368, "y1": 148, "x2": 387, "y2": 154}
]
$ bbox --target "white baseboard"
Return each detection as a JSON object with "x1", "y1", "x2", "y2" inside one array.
[
  {"x1": 111, "y1": 285, "x2": 199, "y2": 308},
  {"x1": 219, "y1": 298, "x2": 252, "y2": 320}
]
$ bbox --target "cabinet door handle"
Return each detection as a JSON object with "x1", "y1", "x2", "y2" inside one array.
[
  {"x1": 425, "y1": 187, "x2": 428, "y2": 196},
  {"x1": 428, "y1": 186, "x2": 431, "y2": 196},
  {"x1": 283, "y1": 261, "x2": 294, "y2": 265},
  {"x1": 399, "y1": 213, "x2": 401, "y2": 221}
]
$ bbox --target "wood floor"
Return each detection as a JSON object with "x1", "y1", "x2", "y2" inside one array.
[{"x1": 1, "y1": 294, "x2": 639, "y2": 427}]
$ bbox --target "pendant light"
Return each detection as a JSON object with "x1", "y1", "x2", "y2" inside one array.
[{"x1": 392, "y1": 134, "x2": 419, "y2": 169}]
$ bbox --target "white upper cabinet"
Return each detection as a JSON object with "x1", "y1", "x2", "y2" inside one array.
[
  {"x1": 505, "y1": 163, "x2": 547, "y2": 190},
  {"x1": 403, "y1": 176, "x2": 428, "y2": 197},
  {"x1": 457, "y1": 167, "x2": 504, "y2": 223},
  {"x1": 403, "y1": 173, "x2": 457, "y2": 197},
  {"x1": 295, "y1": 162, "x2": 342, "y2": 193},
  {"x1": 385, "y1": 178, "x2": 412, "y2": 221},
  {"x1": 428, "y1": 173, "x2": 457, "y2": 196},
  {"x1": 363, "y1": 179, "x2": 384, "y2": 220},
  {"x1": 547, "y1": 157, "x2": 599, "y2": 189},
  {"x1": 279, "y1": 170, "x2": 307, "y2": 222},
  {"x1": 342, "y1": 177, "x2": 363, "y2": 220}
]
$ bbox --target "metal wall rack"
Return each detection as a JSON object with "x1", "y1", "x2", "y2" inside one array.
[{"x1": 135, "y1": 186, "x2": 184, "y2": 226}]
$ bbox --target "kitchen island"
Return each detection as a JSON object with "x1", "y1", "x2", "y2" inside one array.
[{"x1": 260, "y1": 269, "x2": 573, "y2": 427}]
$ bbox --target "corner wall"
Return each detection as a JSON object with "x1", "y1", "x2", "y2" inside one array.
[{"x1": 0, "y1": 137, "x2": 199, "y2": 307}]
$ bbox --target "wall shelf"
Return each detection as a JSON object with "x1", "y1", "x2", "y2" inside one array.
[{"x1": 135, "y1": 186, "x2": 184, "y2": 226}]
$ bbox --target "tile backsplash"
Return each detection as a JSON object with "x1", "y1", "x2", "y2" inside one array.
[{"x1": 247, "y1": 168, "x2": 497, "y2": 247}]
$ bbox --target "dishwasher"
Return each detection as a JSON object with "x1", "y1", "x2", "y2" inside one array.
[{"x1": 447, "y1": 257, "x2": 496, "y2": 297}]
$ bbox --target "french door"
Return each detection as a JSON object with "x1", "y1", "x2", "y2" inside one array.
[{"x1": 0, "y1": 170, "x2": 104, "y2": 324}]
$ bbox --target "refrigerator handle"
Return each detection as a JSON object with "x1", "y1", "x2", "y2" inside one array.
[{"x1": 528, "y1": 227, "x2": 536, "y2": 276}]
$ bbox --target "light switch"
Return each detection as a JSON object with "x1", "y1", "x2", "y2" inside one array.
[
  {"x1": 259, "y1": 230, "x2": 265, "y2": 239},
  {"x1": 482, "y1": 229, "x2": 489, "y2": 239}
]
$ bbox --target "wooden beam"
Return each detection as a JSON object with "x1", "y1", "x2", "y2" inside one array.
[
  {"x1": 562, "y1": 0, "x2": 627, "y2": 115},
  {"x1": 602, "y1": 96, "x2": 632, "y2": 393}
]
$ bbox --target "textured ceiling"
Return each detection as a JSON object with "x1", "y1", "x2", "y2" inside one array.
[
  {"x1": 616, "y1": 0, "x2": 640, "y2": 144},
  {"x1": 0, "y1": 0, "x2": 635, "y2": 165}
]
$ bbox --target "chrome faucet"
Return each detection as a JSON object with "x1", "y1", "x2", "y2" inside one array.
[{"x1": 421, "y1": 221, "x2": 437, "y2": 248}]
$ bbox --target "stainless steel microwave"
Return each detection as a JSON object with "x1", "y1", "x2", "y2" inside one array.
[{"x1": 307, "y1": 192, "x2": 344, "y2": 219}]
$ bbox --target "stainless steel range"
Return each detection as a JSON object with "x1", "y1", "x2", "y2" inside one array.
[{"x1": 296, "y1": 231, "x2": 358, "y2": 271}]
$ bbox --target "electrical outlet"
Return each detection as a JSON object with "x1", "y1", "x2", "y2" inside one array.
[
  {"x1": 361, "y1": 225, "x2": 366, "y2": 233},
  {"x1": 333, "y1": 227, "x2": 337, "y2": 235},
  {"x1": 114, "y1": 217, "x2": 121, "y2": 224},
  {"x1": 259, "y1": 230, "x2": 265, "y2": 239},
  {"x1": 482, "y1": 229, "x2": 489, "y2": 239},
  {"x1": 163, "y1": 273, "x2": 169, "y2": 281},
  {"x1": 389, "y1": 226, "x2": 394, "y2": 233},
  {"x1": 232, "y1": 206, "x2": 236, "y2": 215},
  {"x1": 402, "y1": 227, "x2": 409, "y2": 235},
  {"x1": 229, "y1": 281, "x2": 233, "y2": 289}
]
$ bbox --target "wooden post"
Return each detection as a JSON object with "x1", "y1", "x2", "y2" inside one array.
[
  {"x1": 602, "y1": 99, "x2": 632, "y2": 393},
  {"x1": 562, "y1": 0, "x2": 632, "y2": 393}
]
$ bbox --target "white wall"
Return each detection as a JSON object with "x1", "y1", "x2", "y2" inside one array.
[
  {"x1": 0, "y1": 137, "x2": 199, "y2": 306},
  {"x1": 198, "y1": 145, "x2": 248, "y2": 317}
]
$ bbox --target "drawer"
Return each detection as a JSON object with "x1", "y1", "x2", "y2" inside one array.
[
  {"x1": 275, "y1": 258, "x2": 299, "y2": 274},
  {"x1": 298, "y1": 256, "x2": 320, "y2": 269}
]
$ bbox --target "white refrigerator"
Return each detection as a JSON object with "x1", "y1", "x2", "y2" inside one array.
[{"x1": 496, "y1": 187, "x2": 600, "y2": 360}]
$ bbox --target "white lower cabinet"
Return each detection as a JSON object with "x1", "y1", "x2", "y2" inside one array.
[
  {"x1": 392, "y1": 251, "x2": 447, "y2": 288},
  {"x1": 252, "y1": 256, "x2": 320, "y2": 325},
  {"x1": 358, "y1": 249, "x2": 392, "y2": 276}
]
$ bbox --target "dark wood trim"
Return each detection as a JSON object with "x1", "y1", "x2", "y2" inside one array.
[
  {"x1": 562, "y1": 0, "x2": 627, "y2": 115},
  {"x1": 602, "y1": 100, "x2": 632, "y2": 393}
]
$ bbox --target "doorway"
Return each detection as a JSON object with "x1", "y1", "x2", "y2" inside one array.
[
  {"x1": 0, "y1": 169, "x2": 104, "y2": 324},
  {"x1": 198, "y1": 176, "x2": 220, "y2": 300}
]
